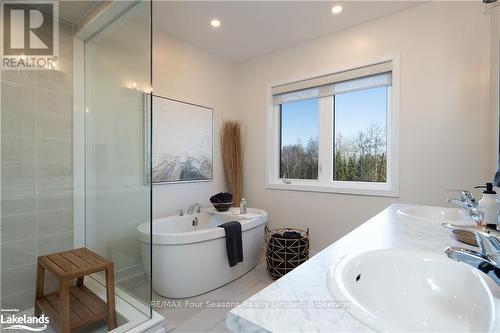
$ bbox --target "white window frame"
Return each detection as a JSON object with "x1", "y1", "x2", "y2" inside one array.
[{"x1": 266, "y1": 56, "x2": 400, "y2": 197}]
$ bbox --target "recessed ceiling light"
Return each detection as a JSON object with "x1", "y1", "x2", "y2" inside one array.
[
  {"x1": 331, "y1": 5, "x2": 343, "y2": 14},
  {"x1": 210, "y1": 19, "x2": 221, "y2": 28}
]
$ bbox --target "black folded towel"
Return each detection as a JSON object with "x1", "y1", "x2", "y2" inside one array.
[
  {"x1": 282, "y1": 231, "x2": 302, "y2": 239},
  {"x1": 218, "y1": 221, "x2": 243, "y2": 267}
]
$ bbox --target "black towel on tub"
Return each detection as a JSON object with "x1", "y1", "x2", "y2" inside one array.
[{"x1": 218, "y1": 221, "x2": 243, "y2": 267}]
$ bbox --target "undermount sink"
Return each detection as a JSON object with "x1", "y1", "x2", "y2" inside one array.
[
  {"x1": 397, "y1": 205, "x2": 472, "y2": 224},
  {"x1": 327, "y1": 249, "x2": 496, "y2": 332}
]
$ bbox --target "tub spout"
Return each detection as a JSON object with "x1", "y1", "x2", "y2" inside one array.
[{"x1": 188, "y1": 203, "x2": 203, "y2": 215}]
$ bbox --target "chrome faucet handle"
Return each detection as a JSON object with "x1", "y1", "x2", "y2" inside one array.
[
  {"x1": 442, "y1": 223, "x2": 500, "y2": 264},
  {"x1": 460, "y1": 191, "x2": 478, "y2": 208},
  {"x1": 193, "y1": 203, "x2": 203, "y2": 213}
]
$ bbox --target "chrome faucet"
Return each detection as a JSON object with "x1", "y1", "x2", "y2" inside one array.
[
  {"x1": 187, "y1": 203, "x2": 203, "y2": 215},
  {"x1": 443, "y1": 223, "x2": 500, "y2": 285},
  {"x1": 447, "y1": 190, "x2": 478, "y2": 209},
  {"x1": 447, "y1": 190, "x2": 481, "y2": 222}
]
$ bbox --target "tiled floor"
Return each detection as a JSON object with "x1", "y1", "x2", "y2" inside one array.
[{"x1": 153, "y1": 260, "x2": 273, "y2": 333}]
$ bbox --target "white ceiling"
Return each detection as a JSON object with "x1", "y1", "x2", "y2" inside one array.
[
  {"x1": 59, "y1": 0, "x2": 99, "y2": 24},
  {"x1": 3, "y1": 0, "x2": 99, "y2": 24},
  {"x1": 153, "y1": 1, "x2": 420, "y2": 63}
]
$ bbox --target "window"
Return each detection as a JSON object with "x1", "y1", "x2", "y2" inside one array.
[
  {"x1": 268, "y1": 61, "x2": 398, "y2": 196},
  {"x1": 334, "y1": 86, "x2": 387, "y2": 182},
  {"x1": 280, "y1": 99, "x2": 319, "y2": 180}
]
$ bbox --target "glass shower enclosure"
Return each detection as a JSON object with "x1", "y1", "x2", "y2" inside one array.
[{"x1": 83, "y1": 0, "x2": 153, "y2": 329}]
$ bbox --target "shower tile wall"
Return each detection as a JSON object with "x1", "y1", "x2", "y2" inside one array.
[{"x1": 1, "y1": 24, "x2": 73, "y2": 310}]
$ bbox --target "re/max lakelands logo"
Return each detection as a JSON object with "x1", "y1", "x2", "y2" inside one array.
[
  {"x1": 1, "y1": 1, "x2": 59, "y2": 70},
  {"x1": 1, "y1": 309, "x2": 49, "y2": 331}
]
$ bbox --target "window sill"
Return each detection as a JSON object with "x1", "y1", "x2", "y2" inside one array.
[{"x1": 265, "y1": 182, "x2": 399, "y2": 198}]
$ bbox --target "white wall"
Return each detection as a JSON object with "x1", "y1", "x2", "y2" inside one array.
[
  {"x1": 234, "y1": 2, "x2": 492, "y2": 251},
  {"x1": 490, "y1": 8, "x2": 500, "y2": 175},
  {"x1": 152, "y1": 29, "x2": 236, "y2": 218}
]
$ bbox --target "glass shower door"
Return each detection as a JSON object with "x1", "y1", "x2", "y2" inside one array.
[{"x1": 84, "y1": 0, "x2": 152, "y2": 324}]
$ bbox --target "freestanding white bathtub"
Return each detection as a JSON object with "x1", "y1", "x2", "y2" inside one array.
[{"x1": 137, "y1": 208, "x2": 267, "y2": 298}]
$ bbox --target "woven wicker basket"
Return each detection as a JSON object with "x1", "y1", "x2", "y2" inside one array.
[{"x1": 264, "y1": 227, "x2": 309, "y2": 280}]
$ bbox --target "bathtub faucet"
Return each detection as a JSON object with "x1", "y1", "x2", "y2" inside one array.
[{"x1": 188, "y1": 203, "x2": 203, "y2": 215}]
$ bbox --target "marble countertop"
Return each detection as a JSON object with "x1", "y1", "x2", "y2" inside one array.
[{"x1": 226, "y1": 203, "x2": 500, "y2": 332}]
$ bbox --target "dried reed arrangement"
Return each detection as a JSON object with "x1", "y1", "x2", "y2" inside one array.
[{"x1": 220, "y1": 121, "x2": 243, "y2": 207}]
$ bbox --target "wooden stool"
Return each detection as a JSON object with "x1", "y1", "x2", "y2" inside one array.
[{"x1": 34, "y1": 248, "x2": 117, "y2": 333}]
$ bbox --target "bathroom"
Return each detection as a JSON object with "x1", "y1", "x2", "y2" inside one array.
[{"x1": 1, "y1": 0, "x2": 500, "y2": 332}]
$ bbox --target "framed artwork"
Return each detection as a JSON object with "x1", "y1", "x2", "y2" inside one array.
[{"x1": 147, "y1": 95, "x2": 213, "y2": 184}]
